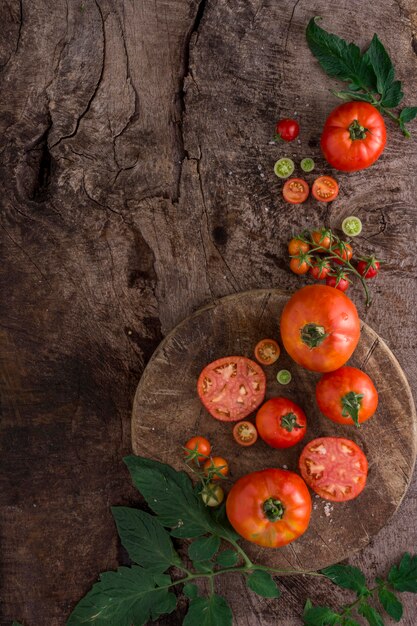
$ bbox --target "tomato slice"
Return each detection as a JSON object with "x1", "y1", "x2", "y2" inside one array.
[
  {"x1": 312, "y1": 176, "x2": 339, "y2": 202},
  {"x1": 233, "y1": 421, "x2": 258, "y2": 446},
  {"x1": 197, "y1": 356, "x2": 266, "y2": 421},
  {"x1": 282, "y1": 178, "x2": 309, "y2": 204},
  {"x1": 299, "y1": 437, "x2": 368, "y2": 502},
  {"x1": 254, "y1": 339, "x2": 280, "y2": 365}
]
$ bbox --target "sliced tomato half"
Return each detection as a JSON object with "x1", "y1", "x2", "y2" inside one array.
[
  {"x1": 312, "y1": 176, "x2": 339, "y2": 202},
  {"x1": 299, "y1": 437, "x2": 368, "y2": 502},
  {"x1": 197, "y1": 356, "x2": 266, "y2": 421},
  {"x1": 282, "y1": 178, "x2": 309, "y2": 204}
]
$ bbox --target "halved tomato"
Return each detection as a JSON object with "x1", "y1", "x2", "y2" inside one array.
[
  {"x1": 312, "y1": 176, "x2": 339, "y2": 202},
  {"x1": 299, "y1": 437, "x2": 368, "y2": 502},
  {"x1": 197, "y1": 356, "x2": 266, "y2": 421},
  {"x1": 254, "y1": 339, "x2": 280, "y2": 365},
  {"x1": 283, "y1": 178, "x2": 309, "y2": 204},
  {"x1": 233, "y1": 421, "x2": 258, "y2": 446}
]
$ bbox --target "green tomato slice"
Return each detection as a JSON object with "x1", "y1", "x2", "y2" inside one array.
[
  {"x1": 300, "y1": 158, "x2": 315, "y2": 172},
  {"x1": 274, "y1": 158, "x2": 295, "y2": 179},
  {"x1": 342, "y1": 216, "x2": 362, "y2": 237},
  {"x1": 277, "y1": 369, "x2": 292, "y2": 385}
]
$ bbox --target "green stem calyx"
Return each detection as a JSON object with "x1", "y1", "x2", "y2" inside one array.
[
  {"x1": 280, "y1": 412, "x2": 304, "y2": 432},
  {"x1": 301, "y1": 323, "x2": 329, "y2": 349},
  {"x1": 263, "y1": 497, "x2": 285, "y2": 522},
  {"x1": 341, "y1": 391, "x2": 364, "y2": 427},
  {"x1": 349, "y1": 119, "x2": 369, "y2": 140}
]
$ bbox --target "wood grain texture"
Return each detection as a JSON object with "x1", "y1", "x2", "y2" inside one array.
[
  {"x1": 132, "y1": 289, "x2": 417, "y2": 570},
  {"x1": 1, "y1": 0, "x2": 417, "y2": 623}
]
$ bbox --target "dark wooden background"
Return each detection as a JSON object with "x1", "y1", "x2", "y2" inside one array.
[{"x1": 1, "y1": 0, "x2": 416, "y2": 624}]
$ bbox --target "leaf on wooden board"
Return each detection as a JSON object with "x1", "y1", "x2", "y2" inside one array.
[
  {"x1": 388, "y1": 552, "x2": 417, "y2": 592},
  {"x1": 363, "y1": 34, "x2": 395, "y2": 98},
  {"x1": 66, "y1": 566, "x2": 176, "y2": 626},
  {"x1": 216, "y1": 549, "x2": 239, "y2": 568},
  {"x1": 183, "y1": 583, "x2": 199, "y2": 600},
  {"x1": 246, "y1": 570, "x2": 281, "y2": 598},
  {"x1": 123, "y1": 455, "x2": 213, "y2": 538},
  {"x1": 378, "y1": 587, "x2": 403, "y2": 622},
  {"x1": 321, "y1": 564, "x2": 367, "y2": 596},
  {"x1": 182, "y1": 594, "x2": 233, "y2": 626},
  {"x1": 111, "y1": 506, "x2": 181, "y2": 573},
  {"x1": 399, "y1": 107, "x2": 417, "y2": 123},
  {"x1": 358, "y1": 602, "x2": 385, "y2": 626},
  {"x1": 302, "y1": 605, "x2": 342, "y2": 625},
  {"x1": 380, "y1": 80, "x2": 404, "y2": 109},
  {"x1": 188, "y1": 535, "x2": 221, "y2": 562}
]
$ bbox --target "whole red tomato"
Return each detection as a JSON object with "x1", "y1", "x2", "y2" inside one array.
[
  {"x1": 275, "y1": 118, "x2": 299, "y2": 142},
  {"x1": 256, "y1": 397, "x2": 306, "y2": 448},
  {"x1": 226, "y1": 468, "x2": 311, "y2": 547},
  {"x1": 280, "y1": 285, "x2": 360, "y2": 372},
  {"x1": 316, "y1": 366, "x2": 378, "y2": 427},
  {"x1": 321, "y1": 102, "x2": 386, "y2": 171}
]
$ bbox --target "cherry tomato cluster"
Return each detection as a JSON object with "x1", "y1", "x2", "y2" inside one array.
[
  {"x1": 288, "y1": 227, "x2": 380, "y2": 305},
  {"x1": 183, "y1": 436, "x2": 229, "y2": 507}
]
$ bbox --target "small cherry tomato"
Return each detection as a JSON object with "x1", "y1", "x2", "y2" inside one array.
[
  {"x1": 312, "y1": 176, "x2": 339, "y2": 202},
  {"x1": 326, "y1": 272, "x2": 350, "y2": 292},
  {"x1": 283, "y1": 178, "x2": 309, "y2": 204},
  {"x1": 309, "y1": 257, "x2": 331, "y2": 280},
  {"x1": 256, "y1": 397, "x2": 307, "y2": 449},
  {"x1": 288, "y1": 237, "x2": 310, "y2": 256},
  {"x1": 203, "y1": 456, "x2": 229, "y2": 480},
  {"x1": 254, "y1": 338, "x2": 280, "y2": 365},
  {"x1": 290, "y1": 253, "x2": 311, "y2": 275},
  {"x1": 275, "y1": 118, "x2": 299, "y2": 142},
  {"x1": 184, "y1": 436, "x2": 211, "y2": 463},
  {"x1": 201, "y1": 482, "x2": 224, "y2": 507},
  {"x1": 233, "y1": 421, "x2": 258, "y2": 447},
  {"x1": 357, "y1": 257, "x2": 380, "y2": 279},
  {"x1": 311, "y1": 228, "x2": 332, "y2": 250},
  {"x1": 333, "y1": 242, "x2": 353, "y2": 265}
]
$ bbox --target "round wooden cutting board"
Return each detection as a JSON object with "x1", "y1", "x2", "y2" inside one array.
[{"x1": 132, "y1": 289, "x2": 417, "y2": 571}]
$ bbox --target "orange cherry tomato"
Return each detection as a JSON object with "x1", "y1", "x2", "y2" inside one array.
[
  {"x1": 333, "y1": 242, "x2": 353, "y2": 265},
  {"x1": 254, "y1": 339, "x2": 280, "y2": 366},
  {"x1": 312, "y1": 176, "x2": 339, "y2": 202},
  {"x1": 233, "y1": 421, "x2": 258, "y2": 447},
  {"x1": 288, "y1": 237, "x2": 310, "y2": 256},
  {"x1": 203, "y1": 456, "x2": 229, "y2": 480},
  {"x1": 290, "y1": 255, "x2": 311, "y2": 275},
  {"x1": 184, "y1": 436, "x2": 211, "y2": 463},
  {"x1": 311, "y1": 228, "x2": 332, "y2": 250},
  {"x1": 283, "y1": 178, "x2": 309, "y2": 204}
]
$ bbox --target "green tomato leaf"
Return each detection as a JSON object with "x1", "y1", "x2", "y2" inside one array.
[
  {"x1": 183, "y1": 594, "x2": 233, "y2": 626},
  {"x1": 123, "y1": 455, "x2": 214, "y2": 538},
  {"x1": 380, "y1": 80, "x2": 404, "y2": 108},
  {"x1": 344, "y1": 620, "x2": 362, "y2": 626},
  {"x1": 388, "y1": 552, "x2": 417, "y2": 592},
  {"x1": 333, "y1": 91, "x2": 374, "y2": 103},
  {"x1": 111, "y1": 507, "x2": 180, "y2": 573},
  {"x1": 66, "y1": 566, "x2": 176, "y2": 626},
  {"x1": 208, "y1": 502, "x2": 240, "y2": 542},
  {"x1": 303, "y1": 605, "x2": 341, "y2": 625},
  {"x1": 321, "y1": 564, "x2": 367, "y2": 596},
  {"x1": 358, "y1": 602, "x2": 385, "y2": 626},
  {"x1": 363, "y1": 34, "x2": 396, "y2": 98},
  {"x1": 189, "y1": 535, "x2": 221, "y2": 562},
  {"x1": 378, "y1": 587, "x2": 403, "y2": 621},
  {"x1": 306, "y1": 17, "x2": 376, "y2": 92},
  {"x1": 216, "y1": 549, "x2": 239, "y2": 568},
  {"x1": 303, "y1": 598, "x2": 313, "y2": 614},
  {"x1": 399, "y1": 107, "x2": 417, "y2": 123},
  {"x1": 246, "y1": 570, "x2": 281, "y2": 598},
  {"x1": 183, "y1": 583, "x2": 199, "y2": 600},
  {"x1": 192, "y1": 559, "x2": 214, "y2": 573}
]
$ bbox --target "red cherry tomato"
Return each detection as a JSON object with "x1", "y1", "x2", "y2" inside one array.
[
  {"x1": 299, "y1": 437, "x2": 368, "y2": 501},
  {"x1": 321, "y1": 102, "x2": 386, "y2": 172},
  {"x1": 333, "y1": 242, "x2": 353, "y2": 265},
  {"x1": 226, "y1": 468, "x2": 311, "y2": 547},
  {"x1": 232, "y1": 421, "x2": 258, "y2": 447},
  {"x1": 197, "y1": 356, "x2": 266, "y2": 421},
  {"x1": 184, "y1": 436, "x2": 211, "y2": 463},
  {"x1": 203, "y1": 456, "x2": 229, "y2": 480},
  {"x1": 357, "y1": 257, "x2": 381, "y2": 279},
  {"x1": 283, "y1": 178, "x2": 309, "y2": 204},
  {"x1": 312, "y1": 176, "x2": 339, "y2": 202},
  {"x1": 316, "y1": 366, "x2": 378, "y2": 427},
  {"x1": 325, "y1": 273, "x2": 350, "y2": 292},
  {"x1": 254, "y1": 339, "x2": 280, "y2": 365},
  {"x1": 309, "y1": 257, "x2": 331, "y2": 280},
  {"x1": 290, "y1": 254, "x2": 311, "y2": 275},
  {"x1": 256, "y1": 397, "x2": 307, "y2": 449},
  {"x1": 275, "y1": 118, "x2": 299, "y2": 142}
]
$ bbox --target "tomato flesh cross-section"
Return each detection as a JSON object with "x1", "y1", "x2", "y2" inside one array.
[
  {"x1": 197, "y1": 356, "x2": 266, "y2": 421},
  {"x1": 299, "y1": 437, "x2": 368, "y2": 502}
]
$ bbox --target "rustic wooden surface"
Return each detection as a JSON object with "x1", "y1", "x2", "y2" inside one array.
[
  {"x1": 132, "y1": 289, "x2": 417, "y2": 571},
  {"x1": 1, "y1": 0, "x2": 417, "y2": 624}
]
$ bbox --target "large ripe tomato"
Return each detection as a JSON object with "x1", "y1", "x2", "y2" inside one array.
[
  {"x1": 197, "y1": 356, "x2": 266, "y2": 421},
  {"x1": 299, "y1": 437, "x2": 368, "y2": 501},
  {"x1": 256, "y1": 397, "x2": 306, "y2": 449},
  {"x1": 280, "y1": 285, "x2": 360, "y2": 372},
  {"x1": 316, "y1": 366, "x2": 378, "y2": 427},
  {"x1": 321, "y1": 102, "x2": 386, "y2": 172},
  {"x1": 226, "y1": 468, "x2": 311, "y2": 547}
]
